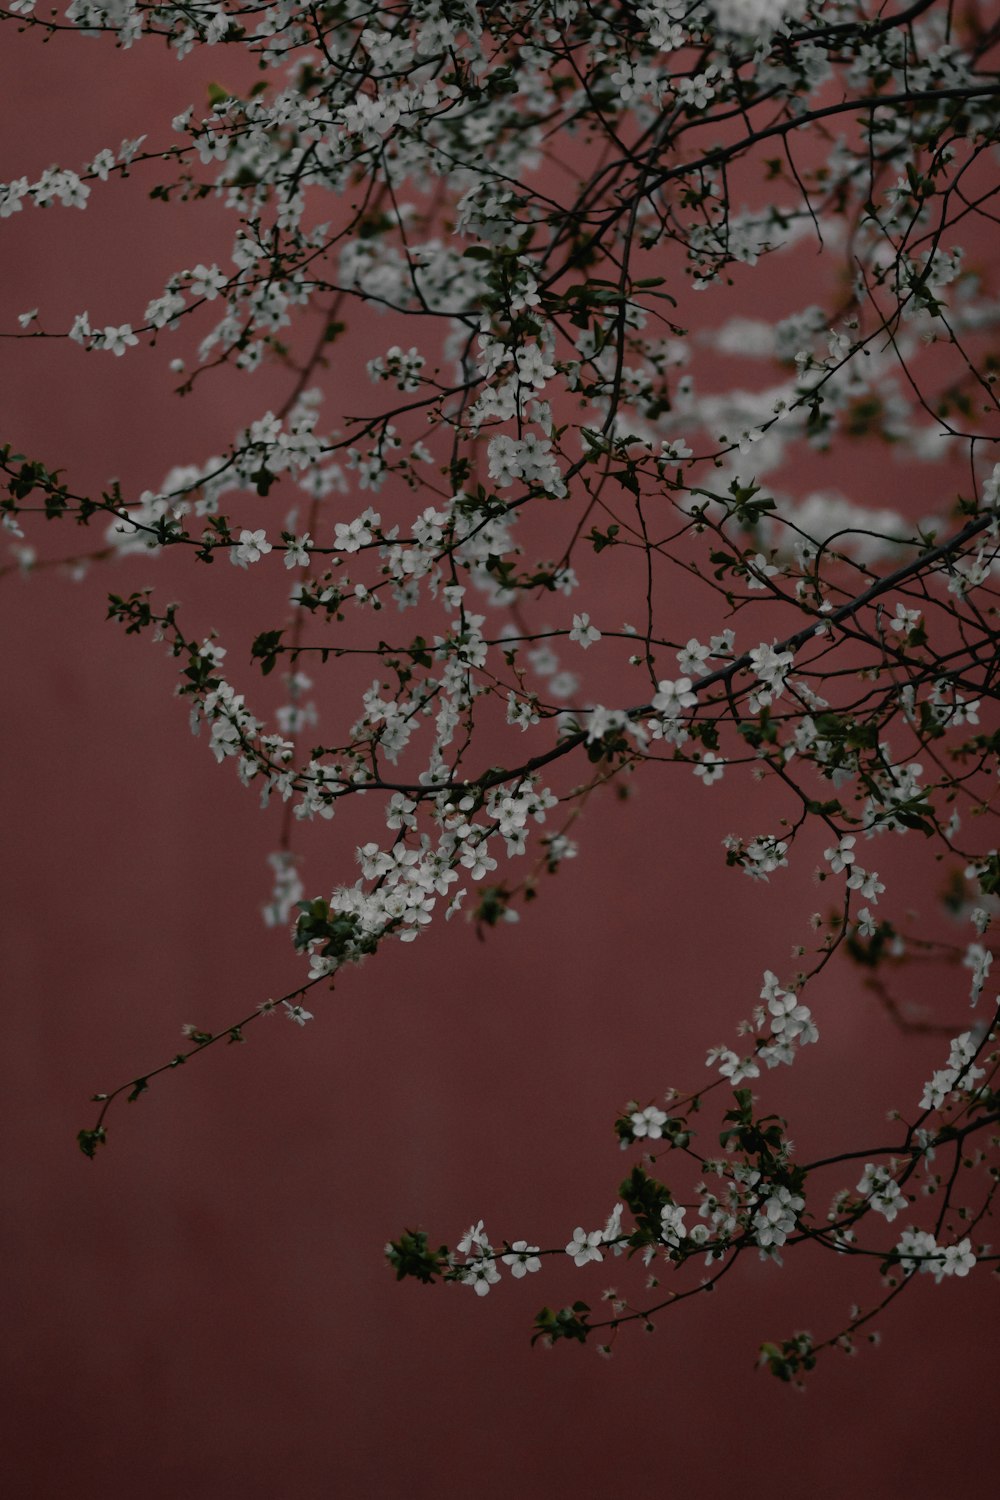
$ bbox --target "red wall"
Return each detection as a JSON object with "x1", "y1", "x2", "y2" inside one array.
[{"x1": 1, "y1": 26, "x2": 993, "y2": 1500}]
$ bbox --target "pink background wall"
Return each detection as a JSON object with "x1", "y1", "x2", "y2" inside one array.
[{"x1": 1, "y1": 26, "x2": 994, "y2": 1500}]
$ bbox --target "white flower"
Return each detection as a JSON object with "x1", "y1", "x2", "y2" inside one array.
[
  {"x1": 825, "y1": 835, "x2": 856, "y2": 874},
  {"x1": 919, "y1": 1030, "x2": 985, "y2": 1109},
  {"x1": 145, "y1": 291, "x2": 185, "y2": 329},
  {"x1": 90, "y1": 147, "x2": 116, "y2": 180},
  {"x1": 963, "y1": 942, "x2": 992, "y2": 1006},
  {"x1": 501, "y1": 1241, "x2": 541, "y2": 1277},
  {"x1": 733, "y1": 836, "x2": 789, "y2": 881},
  {"x1": 760, "y1": 971, "x2": 784, "y2": 1003},
  {"x1": 487, "y1": 434, "x2": 519, "y2": 486},
  {"x1": 920, "y1": 1069, "x2": 957, "y2": 1111},
  {"x1": 748, "y1": 642, "x2": 794, "y2": 696},
  {"x1": 745, "y1": 552, "x2": 779, "y2": 589},
  {"x1": 0, "y1": 174, "x2": 31, "y2": 217},
  {"x1": 459, "y1": 1257, "x2": 501, "y2": 1295},
  {"x1": 846, "y1": 866, "x2": 885, "y2": 903},
  {"x1": 895, "y1": 1228, "x2": 939, "y2": 1276},
  {"x1": 457, "y1": 1220, "x2": 488, "y2": 1254},
  {"x1": 68, "y1": 310, "x2": 92, "y2": 345},
  {"x1": 890, "y1": 603, "x2": 921, "y2": 634},
  {"x1": 652, "y1": 677, "x2": 697, "y2": 717},
  {"x1": 283, "y1": 532, "x2": 313, "y2": 568},
  {"x1": 659, "y1": 1203, "x2": 687, "y2": 1248},
  {"x1": 767, "y1": 990, "x2": 817, "y2": 1045},
  {"x1": 630, "y1": 1105, "x2": 668, "y2": 1139},
  {"x1": 602, "y1": 1204, "x2": 624, "y2": 1243},
  {"x1": 548, "y1": 671, "x2": 578, "y2": 700},
  {"x1": 333, "y1": 509, "x2": 379, "y2": 552},
  {"x1": 569, "y1": 613, "x2": 601, "y2": 649},
  {"x1": 706, "y1": 0, "x2": 803, "y2": 42},
  {"x1": 282, "y1": 1002, "x2": 314, "y2": 1025},
  {"x1": 507, "y1": 692, "x2": 540, "y2": 731},
  {"x1": 715, "y1": 1048, "x2": 760, "y2": 1084},
  {"x1": 565, "y1": 1227, "x2": 604, "y2": 1267},
  {"x1": 937, "y1": 1239, "x2": 976, "y2": 1280},
  {"x1": 856, "y1": 1163, "x2": 904, "y2": 1222},
  {"x1": 231, "y1": 528, "x2": 272, "y2": 567},
  {"x1": 752, "y1": 1185, "x2": 804, "y2": 1250},
  {"x1": 101, "y1": 323, "x2": 139, "y2": 357},
  {"x1": 894, "y1": 1229, "x2": 974, "y2": 1283},
  {"x1": 694, "y1": 752, "x2": 725, "y2": 784},
  {"x1": 189, "y1": 263, "x2": 227, "y2": 300},
  {"x1": 676, "y1": 638, "x2": 710, "y2": 675}
]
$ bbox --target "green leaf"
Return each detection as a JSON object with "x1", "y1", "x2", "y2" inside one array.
[
  {"x1": 620, "y1": 1164, "x2": 672, "y2": 1243},
  {"x1": 251, "y1": 629, "x2": 285, "y2": 676},
  {"x1": 975, "y1": 853, "x2": 1000, "y2": 896},
  {"x1": 473, "y1": 885, "x2": 513, "y2": 931},
  {"x1": 587, "y1": 524, "x2": 620, "y2": 553},
  {"x1": 531, "y1": 1302, "x2": 591, "y2": 1347},
  {"x1": 77, "y1": 1127, "x2": 107, "y2": 1159},
  {"x1": 385, "y1": 1230, "x2": 449, "y2": 1284},
  {"x1": 893, "y1": 808, "x2": 935, "y2": 836},
  {"x1": 759, "y1": 1333, "x2": 816, "y2": 1383}
]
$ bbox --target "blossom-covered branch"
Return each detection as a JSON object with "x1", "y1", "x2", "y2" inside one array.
[{"x1": 3, "y1": 0, "x2": 999, "y2": 1377}]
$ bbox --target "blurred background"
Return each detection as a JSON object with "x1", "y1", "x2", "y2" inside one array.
[{"x1": 1, "y1": 23, "x2": 994, "y2": 1499}]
